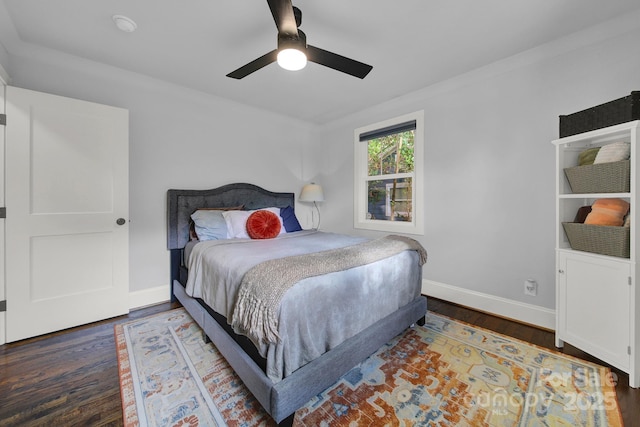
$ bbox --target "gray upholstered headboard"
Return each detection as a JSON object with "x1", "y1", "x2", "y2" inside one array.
[{"x1": 167, "y1": 182, "x2": 295, "y2": 250}]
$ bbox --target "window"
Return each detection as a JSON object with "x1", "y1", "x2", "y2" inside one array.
[{"x1": 354, "y1": 111, "x2": 424, "y2": 234}]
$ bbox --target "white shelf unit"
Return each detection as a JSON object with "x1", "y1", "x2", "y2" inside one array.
[{"x1": 553, "y1": 120, "x2": 640, "y2": 388}]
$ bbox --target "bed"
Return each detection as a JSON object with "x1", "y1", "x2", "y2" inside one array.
[{"x1": 167, "y1": 182, "x2": 427, "y2": 425}]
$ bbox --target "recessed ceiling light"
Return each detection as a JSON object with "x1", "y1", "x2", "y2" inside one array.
[{"x1": 112, "y1": 15, "x2": 137, "y2": 33}]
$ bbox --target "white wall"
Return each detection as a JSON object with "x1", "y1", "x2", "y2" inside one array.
[
  {"x1": 318, "y1": 15, "x2": 640, "y2": 321},
  {"x1": 3, "y1": 51, "x2": 318, "y2": 305}
]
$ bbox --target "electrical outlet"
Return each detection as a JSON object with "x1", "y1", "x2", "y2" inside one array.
[{"x1": 524, "y1": 279, "x2": 538, "y2": 297}]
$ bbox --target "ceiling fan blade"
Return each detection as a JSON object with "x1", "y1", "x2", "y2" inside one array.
[
  {"x1": 306, "y1": 45, "x2": 373, "y2": 79},
  {"x1": 266, "y1": 0, "x2": 298, "y2": 36},
  {"x1": 226, "y1": 50, "x2": 278, "y2": 79}
]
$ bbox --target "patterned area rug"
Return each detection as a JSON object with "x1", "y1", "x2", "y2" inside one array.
[{"x1": 115, "y1": 308, "x2": 622, "y2": 426}]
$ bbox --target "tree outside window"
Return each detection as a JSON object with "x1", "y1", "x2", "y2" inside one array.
[
  {"x1": 366, "y1": 130, "x2": 414, "y2": 222},
  {"x1": 354, "y1": 111, "x2": 424, "y2": 235}
]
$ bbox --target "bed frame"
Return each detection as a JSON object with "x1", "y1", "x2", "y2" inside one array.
[{"x1": 167, "y1": 182, "x2": 427, "y2": 425}]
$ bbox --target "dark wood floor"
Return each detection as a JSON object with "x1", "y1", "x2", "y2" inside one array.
[{"x1": 0, "y1": 298, "x2": 638, "y2": 426}]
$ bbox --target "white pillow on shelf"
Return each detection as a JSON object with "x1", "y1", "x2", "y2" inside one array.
[{"x1": 593, "y1": 141, "x2": 630, "y2": 164}]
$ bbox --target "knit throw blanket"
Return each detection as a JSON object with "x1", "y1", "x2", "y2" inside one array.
[{"x1": 230, "y1": 234, "x2": 427, "y2": 345}]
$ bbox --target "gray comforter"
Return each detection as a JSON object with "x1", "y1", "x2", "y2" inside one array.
[{"x1": 186, "y1": 230, "x2": 423, "y2": 382}]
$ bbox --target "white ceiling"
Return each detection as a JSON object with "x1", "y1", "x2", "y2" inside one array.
[{"x1": 1, "y1": 0, "x2": 640, "y2": 124}]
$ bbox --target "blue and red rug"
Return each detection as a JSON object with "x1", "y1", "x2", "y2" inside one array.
[{"x1": 115, "y1": 308, "x2": 622, "y2": 426}]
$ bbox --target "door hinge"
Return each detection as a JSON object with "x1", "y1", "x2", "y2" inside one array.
[
  {"x1": 0, "y1": 113, "x2": 5, "y2": 126},
  {"x1": 0, "y1": 300, "x2": 5, "y2": 312},
  {"x1": 629, "y1": 346, "x2": 632, "y2": 355},
  {"x1": 0, "y1": 207, "x2": 5, "y2": 218},
  {"x1": 629, "y1": 276, "x2": 633, "y2": 286}
]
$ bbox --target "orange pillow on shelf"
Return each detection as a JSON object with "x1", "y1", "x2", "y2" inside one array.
[{"x1": 584, "y1": 198, "x2": 630, "y2": 226}]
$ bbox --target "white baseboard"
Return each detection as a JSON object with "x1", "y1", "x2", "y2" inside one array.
[
  {"x1": 0, "y1": 313, "x2": 5, "y2": 345},
  {"x1": 129, "y1": 284, "x2": 171, "y2": 310},
  {"x1": 422, "y1": 279, "x2": 555, "y2": 331}
]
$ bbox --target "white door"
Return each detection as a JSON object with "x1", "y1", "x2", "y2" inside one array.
[
  {"x1": 5, "y1": 86, "x2": 129, "y2": 342},
  {"x1": 0, "y1": 79, "x2": 6, "y2": 345},
  {"x1": 557, "y1": 251, "x2": 631, "y2": 371}
]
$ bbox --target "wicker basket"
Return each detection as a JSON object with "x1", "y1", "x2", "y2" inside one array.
[
  {"x1": 559, "y1": 91, "x2": 640, "y2": 137},
  {"x1": 562, "y1": 222, "x2": 630, "y2": 258},
  {"x1": 564, "y1": 160, "x2": 630, "y2": 193}
]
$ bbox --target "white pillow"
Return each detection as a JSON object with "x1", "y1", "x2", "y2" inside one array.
[
  {"x1": 190, "y1": 210, "x2": 228, "y2": 241},
  {"x1": 222, "y1": 210, "x2": 252, "y2": 238},
  {"x1": 222, "y1": 208, "x2": 286, "y2": 239},
  {"x1": 594, "y1": 141, "x2": 630, "y2": 164},
  {"x1": 264, "y1": 207, "x2": 286, "y2": 235}
]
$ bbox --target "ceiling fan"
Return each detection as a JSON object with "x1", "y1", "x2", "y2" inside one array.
[{"x1": 226, "y1": 0, "x2": 373, "y2": 79}]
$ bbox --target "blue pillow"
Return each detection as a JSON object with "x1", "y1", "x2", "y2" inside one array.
[
  {"x1": 191, "y1": 210, "x2": 228, "y2": 240},
  {"x1": 280, "y1": 206, "x2": 302, "y2": 232}
]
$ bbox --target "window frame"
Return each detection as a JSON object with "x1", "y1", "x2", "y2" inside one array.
[{"x1": 353, "y1": 110, "x2": 424, "y2": 235}]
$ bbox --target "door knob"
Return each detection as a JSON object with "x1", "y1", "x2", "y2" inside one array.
[{"x1": 116, "y1": 218, "x2": 126, "y2": 225}]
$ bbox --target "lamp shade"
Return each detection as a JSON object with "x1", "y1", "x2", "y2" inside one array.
[{"x1": 299, "y1": 183, "x2": 324, "y2": 202}]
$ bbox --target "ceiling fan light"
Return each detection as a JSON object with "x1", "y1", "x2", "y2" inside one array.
[{"x1": 277, "y1": 48, "x2": 307, "y2": 71}]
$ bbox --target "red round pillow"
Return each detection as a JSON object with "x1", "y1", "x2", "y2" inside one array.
[{"x1": 246, "y1": 210, "x2": 281, "y2": 239}]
